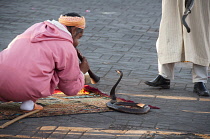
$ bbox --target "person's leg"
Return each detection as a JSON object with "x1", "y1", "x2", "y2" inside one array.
[
  {"x1": 192, "y1": 64, "x2": 209, "y2": 96},
  {"x1": 192, "y1": 64, "x2": 208, "y2": 83},
  {"x1": 145, "y1": 61, "x2": 174, "y2": 89},
  {"x1": 158, "y1": 60, "x2": 175, "y2": 80}
]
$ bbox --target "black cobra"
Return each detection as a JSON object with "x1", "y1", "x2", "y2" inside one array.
[
  {"x1": 182, "y1": 0, "x2": 195, "y2": 33},
  {"x1": 106, "y1": 70, "x2": 150, "y2": 114}
]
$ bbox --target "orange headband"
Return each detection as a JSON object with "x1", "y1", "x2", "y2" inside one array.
[{"x1": 58, "y1": 15, "x2": 86, "y2": 29}]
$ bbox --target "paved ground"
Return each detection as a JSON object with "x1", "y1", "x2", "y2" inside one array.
[{"x1": 0, "y1": 0, "x2": 210, "y2": 138}]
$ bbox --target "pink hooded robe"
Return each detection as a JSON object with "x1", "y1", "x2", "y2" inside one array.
[{"x1": 0, "y1": 20, "x2": 84, "y2": 102}]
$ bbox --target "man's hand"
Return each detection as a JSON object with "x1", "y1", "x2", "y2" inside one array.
[{"x1": 79, "y1": 57, "x2": 89, "y2": 74}]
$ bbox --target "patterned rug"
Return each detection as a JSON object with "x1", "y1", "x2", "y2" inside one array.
[{"x1": 0, "y1": 85, "x2": 115, "y2": 120}]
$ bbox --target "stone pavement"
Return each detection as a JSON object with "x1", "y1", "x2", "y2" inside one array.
[{"x1": 0, "y1": 0, "x2": 210, "y2": 138}]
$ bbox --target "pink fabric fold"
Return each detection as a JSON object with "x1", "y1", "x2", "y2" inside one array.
[{"x1": 0, "y1": 21, "x2": 84, "y2": 102}]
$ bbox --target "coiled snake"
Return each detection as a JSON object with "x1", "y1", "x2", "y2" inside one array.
[{"x1": 106, "y1": 70, "x2": 150, "y2": 114}]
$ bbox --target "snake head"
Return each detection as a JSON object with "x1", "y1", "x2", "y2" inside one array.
[{"x1": 116, "y1": 70, "x2": 122, "y2": 74}]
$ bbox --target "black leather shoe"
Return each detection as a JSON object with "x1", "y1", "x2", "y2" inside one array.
[
  {"x1": 145, "y1": 75, "x2": 170, "y2": 89},
  {"x1": 193, "y1": 82, "x2": 210, "y2": 97}
]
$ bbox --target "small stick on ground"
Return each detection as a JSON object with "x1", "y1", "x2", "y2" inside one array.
[{"x1": 0, "y1": 109, "x2": 41, "y2": 129}]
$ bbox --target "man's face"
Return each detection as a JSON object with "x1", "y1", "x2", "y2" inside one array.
[
  {"x1": 70, "y1": 27, "x2": 84, "y2": 48},
  {"x1": 73, "y1": 31, "x2": 83, "y2": 48}
]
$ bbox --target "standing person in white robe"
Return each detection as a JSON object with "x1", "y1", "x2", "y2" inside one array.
[{"x1": 145, "y1": 0, "x2": 210, "y2": 96}]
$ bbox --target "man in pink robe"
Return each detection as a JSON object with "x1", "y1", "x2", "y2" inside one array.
[{"x1": 0, "y1": 13, "x2": 89, "y2": 111}]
